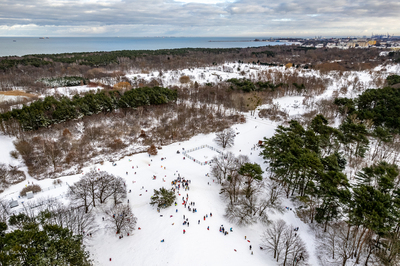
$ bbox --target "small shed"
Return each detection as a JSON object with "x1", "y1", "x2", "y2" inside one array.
[
  {"x1": 27, "y1": 191, "x2": 34, "y2": 199},
  {"x1": 10, "y1": 200, "x2": 19, "y2": 208}
]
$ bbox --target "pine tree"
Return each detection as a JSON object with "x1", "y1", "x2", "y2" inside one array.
[
  {"x1": 0, "y1": 220, "x2": 91, "y2": 265},
  {"x1": 150, "y1": 187, "x2": 176, "y2": 209}
]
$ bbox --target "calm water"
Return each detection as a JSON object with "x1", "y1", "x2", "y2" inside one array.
[{"x1": 0, "y1": 37, "x2": 288, "y2": 57}]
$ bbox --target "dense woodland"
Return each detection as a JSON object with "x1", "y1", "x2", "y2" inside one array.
[
  {"x1": 0, "y1": 86, "x2": 177, "y2": 131},
  {"x1": 0, "y1": 46, "x2": 383, "y2": 93},
  {"x1": 257, "y1": 76, "x2": 400, "y2": 265}
]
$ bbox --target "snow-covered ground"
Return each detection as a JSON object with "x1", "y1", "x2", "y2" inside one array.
[
  {"x1": 273, "y1": 96, "x2": 306, "y2": 116},
  {"x1": 6, "y1": 62, "x2": 397, "y2": 122},
  {"x1": 44, "y1": 85, "x2": 102, "y2": 98},
  {"x1": 0, "y1": 135, "x2": 19, "y2": 166},
  {"x1": 1, "y1": 62, "x2": 400, "y2": 265},
  {"x1": 0, "y1": 111, "x2": 321, "y2": 266},
  {"x1": 0, "y1": 94, "x2": 29, "y2": 103}
]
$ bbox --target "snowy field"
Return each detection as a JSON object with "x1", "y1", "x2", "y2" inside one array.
[
  {"x1": 0, "y1": 112, "x2": 317, "y2": 266},
  {"x1": 273, "y1": 96, "x2": 306, "y2": 116},
  {"x1": 183, "y1": 145, "x2": 221, "y2": 164},
  {"x1": 1, "y1": 62, "x2": 400, "y2": 265},
  {"x1": 0, "y1": 94, "x2": 29, "y2": 103},
  {"x1": 0, "y1": 135, "x2": 19, "y2": 166},
  {"x1": 44, "y1": 85, "x2": 102, "y2": 97}
]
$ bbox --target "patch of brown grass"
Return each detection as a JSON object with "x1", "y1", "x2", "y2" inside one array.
[{"x1": 0, "y1": 90, "x2": 37, "y2": 98}]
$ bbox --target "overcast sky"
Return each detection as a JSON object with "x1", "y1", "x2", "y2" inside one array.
[{"x1": 0, "y1": 0, "x2": 399, "y2": 37}]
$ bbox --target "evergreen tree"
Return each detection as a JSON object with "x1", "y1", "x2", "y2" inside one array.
[
  {"x1": 238, "y1": 162, "x2": 263, "y2": 199},
  {"x1": 150, "y1": 187, "x2": 176, "y2": 209},
  {"x1": 0, "y1": 219, "x2": 91, "y2": 265}
]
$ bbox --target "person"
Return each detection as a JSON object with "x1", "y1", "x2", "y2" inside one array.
[
  {"x1": 251, "y1": 251, "x2": 253, "y2": 255},
  {"x1": 176, "y1": 209, "x2": 178, "y2": 212},
  {"x1": 230, "y1": 227, "x2": 233, "y2": 232},
  {"x1": 245, "y1": 236, "x2": 247, "y2": 240},
  {"x1": 198, "y1": 220, "x2": 200, "y2": 224},
  {"x1": 210, "y1": 212, "x2": 212, "y2": 217},
  {"x1": 183, "y1": 229, "x2": 186, "y2": 234},
  {"x1": 249, "y1": 245, "x2": 252, "y2": 250},
  {"x1": 207, "y1": 226, "x2": 209, "y2": 230},
  {"x1": 161, "y1": 239, "x2": 164, "y2": 242}
]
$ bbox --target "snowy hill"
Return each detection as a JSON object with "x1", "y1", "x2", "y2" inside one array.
[{"x1": 1, "y1": 62, "x2": 400, "y2": 265}]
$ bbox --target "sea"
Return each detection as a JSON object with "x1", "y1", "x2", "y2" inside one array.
[{"x1": 0, "y1": 37, "x2": 288, "y2": 57}]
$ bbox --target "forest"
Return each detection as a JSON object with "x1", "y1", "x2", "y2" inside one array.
[
  {"x1": 0, "y1": 46, "x2": 399, "y2": 266},
  {"x1": 0, "y1": 86, "x2": 177, "y2": 131}
]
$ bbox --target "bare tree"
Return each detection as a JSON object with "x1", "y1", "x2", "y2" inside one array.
[
  {"x1": 211, "y1": 152, "x2": 237, "y2": 184},
  {"x1": 68, "y1": 176, "x2": 93, "y2": 213},
  {"x1": 0, "y1": 199, "x2": 10, "y2": 223},
  {"x1": 85, "y1": 169, "x2": 99, "y2": 208},
  {"x1": 38, "y1": 200, "x2": 97, "y2": 238},
  {"x1": 224, "y1": 201, "x2": 256, "y2": 226},
  {"x1": 148, "y1": 144, "x2": 158, "y2": 155},
  {"x1": 110, "y1": 177, "x2": 127, "y2": 206},
  {"x1": 95, "y1": 172, "x2": 118, "y2": 204},
  {"x1": 261, "y1": 219, "x2": 309, "y2": 266},
  {"x1": 104, "y1": 204, "x2": 137, "y2": 235},
  {"x1": 265, "y1": 180, "x2": 284, "y2": 210},
  {"x1": 281, "y1": 226, "x2": 308, "y2": 266},
  {"x1": 323, "y1": 223, "x2": 340, "y2": 261},
  {"x1": 68, "y1": 170, "x2": 126, "y2": 211},
  {"x1": 221, "y1": 172, "x2": 242, "y2": 204},
  {"x1": 261, "y1": 219, "x2": 287, "y2": 261},
  {"x1": 57, "y1": 205, "x2": 97, "y2": 237},
  {"x1": 0, "y1": 163, "x2": 10, "y2": 192},
  {"x1": 214, "y1": 128, "x2": 236, "y2": 148},
  {"x1": 318, "y1": 221, "x2": 357, "y2": 266}
]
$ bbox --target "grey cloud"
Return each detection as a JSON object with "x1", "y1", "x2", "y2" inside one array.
[{"x1": 0, "y1": 0, "x2": 399, "y2": 36}]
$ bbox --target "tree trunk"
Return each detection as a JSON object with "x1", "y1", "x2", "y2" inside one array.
[{"x1": 355, "y1": 229, "x2": 369, "y2": 264}]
